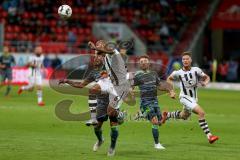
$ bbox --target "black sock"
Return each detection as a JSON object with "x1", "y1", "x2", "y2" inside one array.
[
  {"x1": 152, "y1": 125, "x2": 159, "y2": 144},
  {"x1": 110, "y1": 126, "x2": 119, "y2": 149},
  {"x1": 94, "y1": 127, "x2": 103, "y2": 142},
  {"x1": 5, "y1": 85, "x2": 11, "y2": 96}
]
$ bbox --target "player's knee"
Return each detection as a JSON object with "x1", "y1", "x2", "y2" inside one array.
[
  {"x1": 95, "y1": 121, "x2": 103, "y2": 129},
  {"x1": 198, "y1": 111, "x2": 205, "y2": 118},
  {"x1": 107, "y1": 107, "x2": 118, "y2": 117},
  {"x1": 90, "y1": 85, "x2": 101, "y2": 95},
  {"x1": 181, "y1": 112, "x2": 191, "y2": 120},
  {"x1": 151, "y1": 116, "x2": 159, "y2": 125}
]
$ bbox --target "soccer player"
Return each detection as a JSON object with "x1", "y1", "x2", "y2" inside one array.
[
  {"x1": 87, "y1": 40, "x2": 133, "y2": 156},
  {"x1": 59, "y1": 54, "x2": 105, "y2": 126},
  {"x1": 162, "y1": 51, "x2": 219, "y2": 144},
  {"x1": 0, "y1": 46, "x2": 15, "y2": 96},
  {"x1": 18, "y1": 46, "x2": 45, "y2": 106},
  {"x1": 58, "y1": 55, "x2": 110, "y2": 152},
  {"x1": 133, "y1": 55, "x2": 175, "y2": 149}
]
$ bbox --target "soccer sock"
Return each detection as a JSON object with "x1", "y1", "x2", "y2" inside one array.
[
  {"x1": 167, "y1": 110, "x2": 181, "y2": 119},
  {"x1": 94, "y1": 127, "x2": 103, "y2": 142},
  {"x1": 5, "y1": 85, "x2": 11, "y2": 96},
  {"x1": 152, "y1": 125, "x2": 159, "y2": 144},
  {"x1": 110, "y1": 126, "x2": 119, "y2": 149},
  {"x1": 89, "y1": 94, "x2": 97, "y2": 120},
  {"x1": 198, "y1": 119, "x2": 212, "y2": 138},
  {"x1": 37, "y1": 90, "x2": 43, "y2": 103}
]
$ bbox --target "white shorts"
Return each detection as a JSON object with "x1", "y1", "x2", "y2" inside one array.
[
  {"x1": 97, "y1": 78, "x2": 130, "y2": 109},
  {"x1": 28, "y1": 76, "x2": 42, "y2": 86},
  {"x1": 180, "y1": 96, "x2": 198, "y2": 112}
]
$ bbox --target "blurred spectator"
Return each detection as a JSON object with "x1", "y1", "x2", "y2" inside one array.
[
  {"x1": 51, "y1": 55, "x2": 62, "y2": 69},
  {"x1": 218, "y1": 60, "x2": 229, "y2": 82},
  {"x1": 43, "y1": 55, "x2": 52, "y2": 68},
  {"x1": 226, "y1": 60, "x2": 238, "y2": 82},
  {"x1": 67, "y1": 31, "x2": 77, "y2": 53}
]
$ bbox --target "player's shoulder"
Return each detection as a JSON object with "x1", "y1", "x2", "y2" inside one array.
[
  {"x1": 172, "y1": 68, "x2": 182, "y2": 74},
  {"x1": 191, "y1": 67, "x2": 201, "y2": 72},
  {"x1": 135, "y1": 70, "x2": 144, "y2": 76}
]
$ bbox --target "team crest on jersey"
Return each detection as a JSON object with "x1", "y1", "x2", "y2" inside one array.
[{"x1": 188, "y1": 80, "x2": 194, "y2": 85}]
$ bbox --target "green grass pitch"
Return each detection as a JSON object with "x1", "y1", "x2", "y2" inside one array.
[{"x1": 0, "y1": 86, "x2": 240, "y2": 160}]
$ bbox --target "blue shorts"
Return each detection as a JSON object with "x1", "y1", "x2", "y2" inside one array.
[
  {"x1": 0, "y1": 69, "x2": 12, "y2": 81},
  {"x1": 140, "y1": 98, "x2": 162, "y2": 121}
]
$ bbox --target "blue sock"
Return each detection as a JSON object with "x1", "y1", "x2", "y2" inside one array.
[
  {"x1": 94, "y1": 127, "x2": 103, "y2": 142},
  {"x1": 152, "y1": 125, "x2": 159, "y2": 144},
  {"x1": 110, "y1": 126, "x2": 119, "y2": 149}
]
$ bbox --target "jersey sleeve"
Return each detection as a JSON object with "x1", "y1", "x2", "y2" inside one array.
[
  {"x1": 154, "y1": 71, "x2": 161, "y2": 85},
  {"x1": 85, "y1": 70, "x2": 96, "y2": 82},
  {"x1": 133, "y1": 71, "x2": 143, "y2": 86},
  {"x1": 196, "y1": 67, "x2": 205, "y2": 77},
  {"x1": 170, "y1": 70, "x2": 179, "y2": 80}
]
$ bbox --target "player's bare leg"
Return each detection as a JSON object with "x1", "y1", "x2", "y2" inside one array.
[
  {"x1": 192, "y1": 105, "x2": 219, "y2": 144},
  {"x1": 18, "y1": 83, "x2": 34, "y2": 95}
]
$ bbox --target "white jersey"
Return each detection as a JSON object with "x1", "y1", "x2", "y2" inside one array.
[
  {"x1": 104, "y1": 49, "x2": 128, "y2": 86},
  {"x1": 171, "y1": 67, "x2": 205, "y2": 100},
  {"x1": 28, "y1": 54, "x2": 44, "y2": 77}
]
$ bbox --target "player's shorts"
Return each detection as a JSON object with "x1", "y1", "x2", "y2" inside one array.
[
  {"x1": 96, "y1": 98, "x2": 109, "y2": 122},
  {"x1": 97, "y1": 78, "x2": 131, "y2": 109},
  {"x1": 180, "y1": 96, "x2": 198, "y2": 112},
  {"x1": 140, "y1": 98, "x2": 162, "y2": 121},
  {"x1": 28, "y1": 75, "x2": 43, "y2": 86},
  {"x1": 0, "y1": 69, "x2": 12, "y2": 81}
]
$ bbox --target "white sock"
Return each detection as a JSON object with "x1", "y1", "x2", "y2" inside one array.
[
  {"x1": 21, "y1": 85, "x2": 32, "y2": 90},
  {"x1": 37, "y1": 90, "x2": 43, "y2": 103}
]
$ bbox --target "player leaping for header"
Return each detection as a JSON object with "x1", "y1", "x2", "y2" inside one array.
[
  {"x1": 162, "y1": 51, "x2": 219, "y2": 144},
  {"x1": 87, "y1": 40, "x2": 134, "y2": 156}
]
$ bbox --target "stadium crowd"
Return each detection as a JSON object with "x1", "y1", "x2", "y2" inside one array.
[{"x1": 1, "y1": 0, "x2": 198, "y2": 54}]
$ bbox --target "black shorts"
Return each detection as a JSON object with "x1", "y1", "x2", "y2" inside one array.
[
  {"x1": 0, "y1": 69, "x2": 12, "y2": 81},
  {"x1": 96, "y1": 98, "x2": 108, "y2": 122}
]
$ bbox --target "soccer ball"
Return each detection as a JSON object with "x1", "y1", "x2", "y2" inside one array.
[{"x1": 58, "y1": 5, "x2": 72, "y2": 19}]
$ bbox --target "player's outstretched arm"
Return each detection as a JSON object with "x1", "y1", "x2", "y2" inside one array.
[
  {"x1": 166, "y1": 73, "x2": 176, "y2": 98},
  {"x1": 58, "y1": 79, "x2": 90, "y2": 88},
  {"x1": 88, "y1": 41, "x2": 114, "y2": 54},
  {"x1": 158, "y1": 81, "x2": 176, "y2": 99},
  {"x1": 199, "y1": 74, "x2": 210, "y2": 87},
  {"x1": 123, "y1": 88, "x2": 136, "y2": 106}
]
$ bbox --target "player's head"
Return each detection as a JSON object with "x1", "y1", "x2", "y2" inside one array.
[
  {"x1": 181, "y1": 51, "x2": 192, "y2": 68},
  {"x1": 34, "y1": 46, "x2": 43, "y2": 57},
  {"x1": 139, "y1": 55, "x2": 150, "y2": 70},
  {"x1": 94, "y1": 40, "x2": 108, "y2": 55},
  {"x1": 93, "y1": 54, "x2": 104, "y2": 67},
  {"x1": 3, "y1": 46, "x2": 9, "y2": 55}
]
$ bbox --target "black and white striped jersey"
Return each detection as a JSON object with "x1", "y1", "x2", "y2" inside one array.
[
  {"x1": 171, "y1": 67, "x2": 205, "y2": 100},
  {"x1": 104, "y1": 49, "x2": 128, "y2": 86}
]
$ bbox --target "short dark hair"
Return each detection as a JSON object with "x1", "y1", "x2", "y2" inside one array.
[
  {"x1": 139, "y1": 55, "x2": 150, "y2": 60},
  {"x1": 182, "y1": 51, "x2": 192, "y2": 57}
]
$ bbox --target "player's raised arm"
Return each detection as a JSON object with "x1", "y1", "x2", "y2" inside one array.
[
  {"x1": 158, "y1": 81, "x2": 176, "y2": 99},
  {"x1": 88, "y1": 40, "x2": 114, "y2": 54},
  {"x1": 59, "y1": 79, "x2": 90, "y2": 88}
]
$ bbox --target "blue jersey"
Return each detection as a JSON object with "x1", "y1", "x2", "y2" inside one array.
[
  {"x1": 134, "y1": 70, "x2": 161, "y2": 108},
  {"x1": 0, "y1": 55, "x2": 15, "y2": 70}
]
